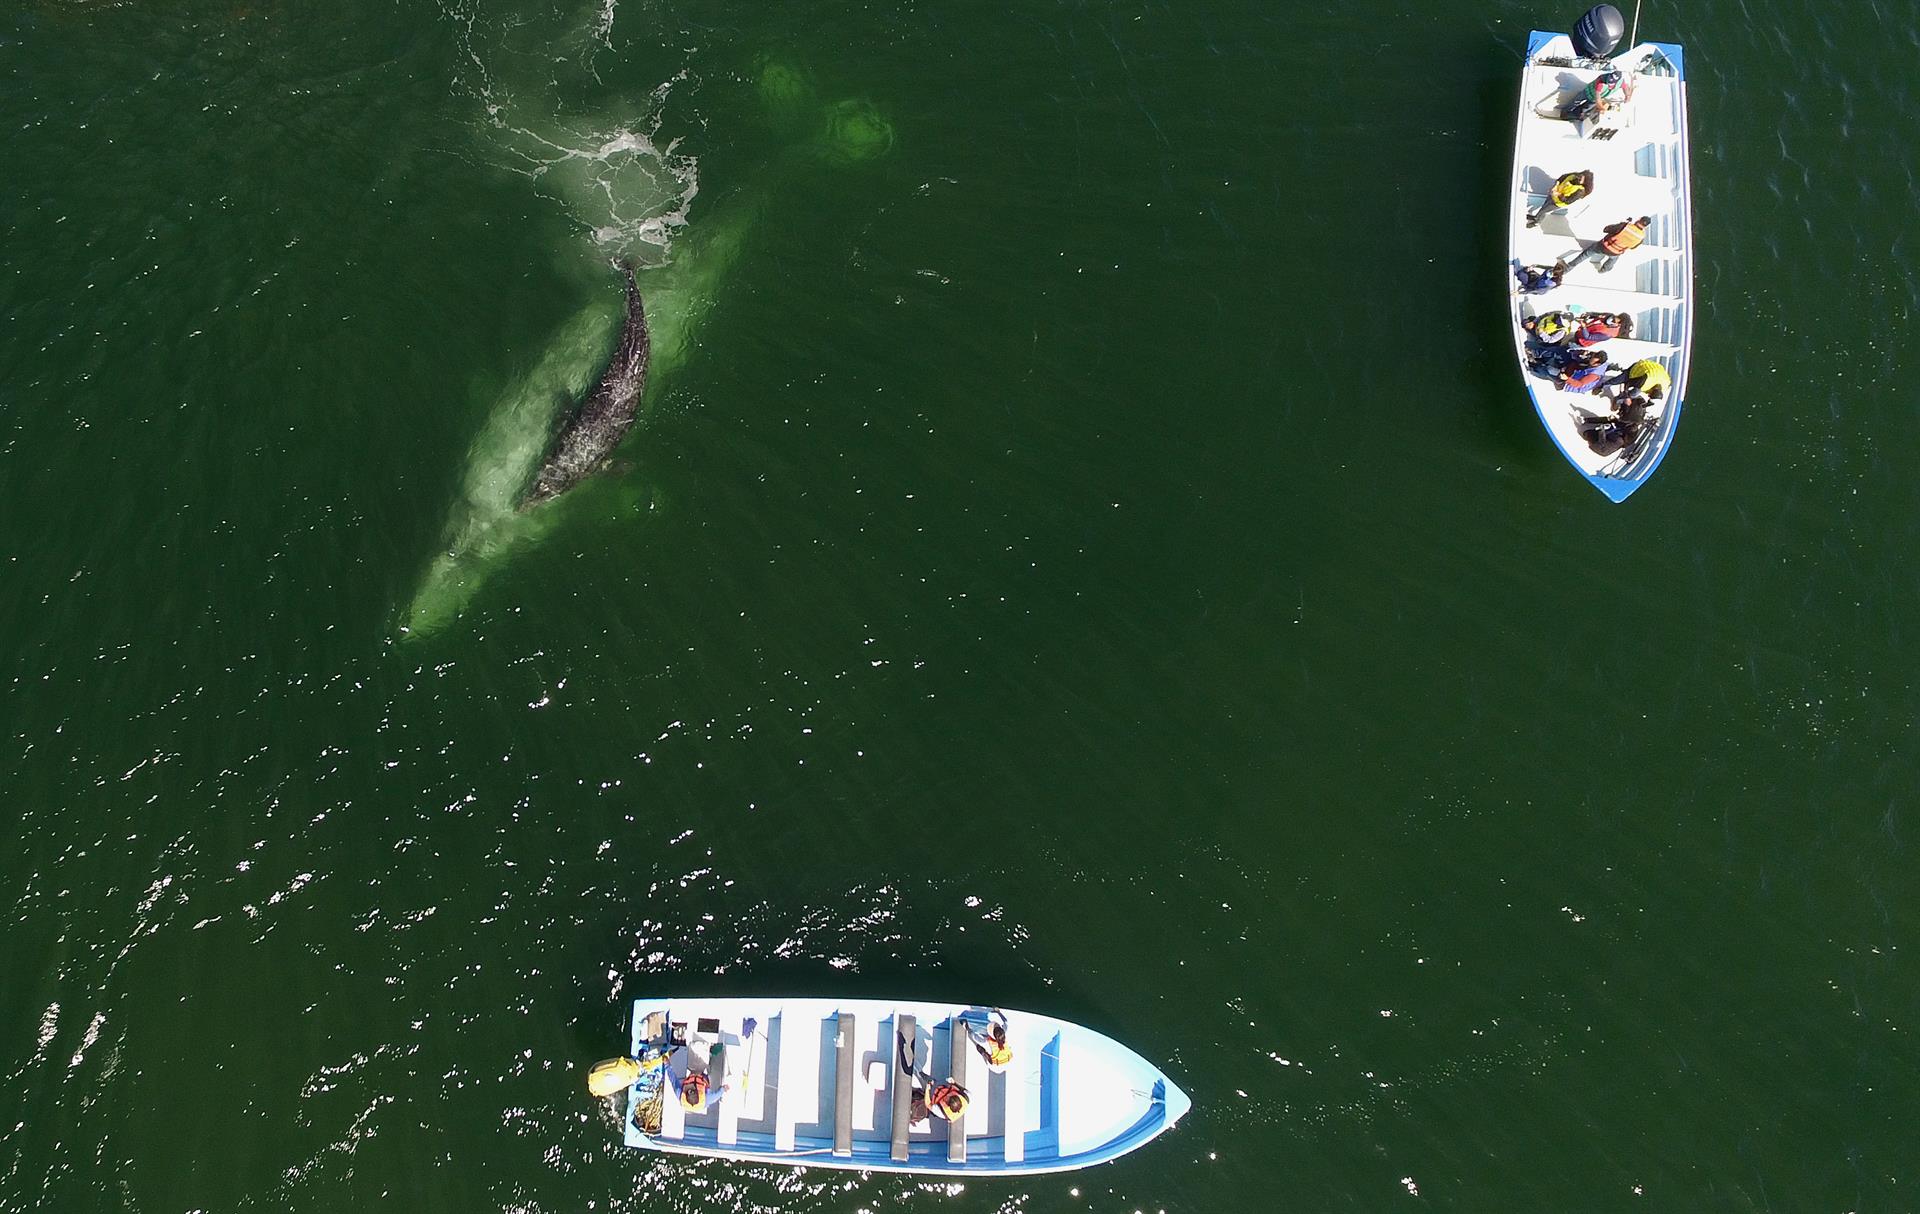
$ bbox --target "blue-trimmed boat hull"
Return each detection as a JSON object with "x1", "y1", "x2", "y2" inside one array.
[
  {"x1": 613, "y1": 997, "x2": 1191, "y2": 1176},
  {"x1": 1511, "y1": 30, "x2": 1694, "y2": 502}
]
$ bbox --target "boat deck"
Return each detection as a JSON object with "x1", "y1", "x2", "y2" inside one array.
[
  {"x1": 620, "y1": 997, "x2": 1188, "y2": 1176},
  {"x1": 1509, "y1": 33, "x2": 1692, "y2": 501}
]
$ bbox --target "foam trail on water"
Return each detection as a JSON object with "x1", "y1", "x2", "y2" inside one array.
[{"x1": 404, "y1": 3, "x2": 700, "y2": 636}]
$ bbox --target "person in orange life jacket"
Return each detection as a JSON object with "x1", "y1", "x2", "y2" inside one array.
[
  {"x1": 679, "y1": 1069, "x2": 712, "y2": 1112},
  {"x1": 1527, "y1": 169, "x2": 1595, "y2": 228},
  {"x1": 1562, "y1": 69, "x2": 1633, "y2": 124},
  {"x1": 928, "y1": 1080, "x2": 971, "y2": 1121},
  {"x1": 967, "y1": 1009, "x2": 1013, "y2": 1073},
  {"x1": 1567, "y1": 216, "x2": 1651, "y2": 273},
  {"x1": 902, "y1": 1072, "x2": 970, "y2": 1127},
  {"x1": 1574, "y1": 312, "x2": 1632, "y2": 345},
  {"x1": 675, "y1": 1038, "x2": 729, "y2": 1113},
  {"x1": 894, "y1": 1023, "x2": 972, "y2": 1125},
  {"x1": 1554, "y1": 348, "x2": 1610, "y2": 393}
]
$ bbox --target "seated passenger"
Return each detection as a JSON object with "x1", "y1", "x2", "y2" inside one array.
[
  {"x1": 968, "y1": 1009, "x2": 1013, "y2": 1073},
  {"x1": 679, "y1": 1070, "x2": 711, "y2": 1112},
  {"x1": 1579, "y1": 395, "x2": 1651, "y2": 456},
  {"x1": 1574, "y1": 312, "x2": 1632, "y2": 345},
  {"x1": 1604, "y1": 357, "x2": 1672, "y2": 400},
  {"x1": 1579, "y1": 415, "x2": 1642, "y2": 456},
  {"x1": 1555, "y1": 349, "x2": 1611, "y2": 393},
  {"x1": 928, "y1": 1080, "x2": 971, "y2": 1122},
  {"x1": 1514, "y1": 260, "x2": 1568, "y2": 294},
  {"x1": 1562, "y1": 69, "x2": 1634, "y2": 124},
  {"x1": 1522, "y1": 311, "x2": 1576, "y2": 346}
]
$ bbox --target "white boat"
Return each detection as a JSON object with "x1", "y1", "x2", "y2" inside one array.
[
  {"x1": 1508, "y1": 8, "x2": 1692, "y2": 501},
  {"x1": 600, "y1": 996, "x2": 1190, "y2": 1175}
]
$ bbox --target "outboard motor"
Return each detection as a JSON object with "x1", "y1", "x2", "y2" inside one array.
[{"x1": 1572, "y1": 4, "x2": 1626, "y2": 58}]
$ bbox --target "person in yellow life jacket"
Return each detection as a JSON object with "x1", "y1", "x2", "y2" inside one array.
[
  {"x1": 1522, "y1": 310, "x2": 1576, "y2": 346},
  {"x1": 928, "y1": 1080, "x2": 971, "y2": 1122},
  {"x1": 1567, "y1": 216, "x2": 1651, "y2": 273},
  {"x1": 1605, "y1": 358, "x2": 1672, "y2": 400},
  {"x1": 1526, "y1": 169, "x2": 1595, "y2": 228},
  {"x1": 967, "y1": 1008, "x2": 1013, "y2": 1072}
]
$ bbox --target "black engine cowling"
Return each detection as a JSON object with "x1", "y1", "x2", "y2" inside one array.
[{"x1": 1572, "y1": 4, "x2": 1626, "y2": 58}]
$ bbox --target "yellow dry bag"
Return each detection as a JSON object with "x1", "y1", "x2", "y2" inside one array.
[{"x1": 587, "y1": 1056, "x2": 643, "y2": 1097}]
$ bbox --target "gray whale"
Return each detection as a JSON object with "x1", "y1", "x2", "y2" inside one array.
[{"x1": 520, "y1": 264, "x2": 650, "y2": 508}]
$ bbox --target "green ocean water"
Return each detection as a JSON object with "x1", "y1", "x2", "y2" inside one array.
[{"x1": 3, "y1": 0, "x2": 1917, "y2": 1209}]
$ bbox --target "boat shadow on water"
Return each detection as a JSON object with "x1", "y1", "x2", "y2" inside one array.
[{"x1": 1473, "y1": 42, "x2": 1556, "y2": 468}]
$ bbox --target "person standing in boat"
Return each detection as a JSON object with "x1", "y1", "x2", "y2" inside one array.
[
  {"x1": 1566, "y1": 216, "x2": 1650, "y2": 273},
  {"x1": 1526, "y1": 169, "x2": 1596, "y2": 228}
]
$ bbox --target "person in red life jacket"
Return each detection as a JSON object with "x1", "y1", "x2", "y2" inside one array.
[
  {"x1": 904, "y1": 1072, "x2": 971, "y2": 1126},
  {"x1": 1554, "y1": 348, "x2": 1611, "y2": 394},
  {"x1": 928, "y1": 1080, "x2": 971, "y2": 1122},
  {"x1": 1574, "y1": 312, "x2": 1633, "y2": 346},
  {"x1": 1567, "y1": 216, "x2": 1651, "y2": 273},
  {"x1": 1527, "y1": 169, "x2": 1595, "y2": 228}
]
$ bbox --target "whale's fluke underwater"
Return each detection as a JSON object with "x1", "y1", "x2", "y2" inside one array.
[{"x1": 522, "y1": 263, "x2": 649, "y2": 508}]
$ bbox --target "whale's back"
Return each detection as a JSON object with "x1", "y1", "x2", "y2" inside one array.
[{"x1": 521, "y1": 266, "x2": 649, "y2": 507}]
